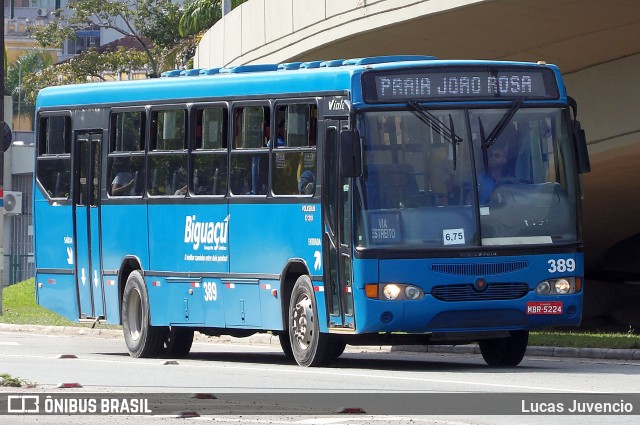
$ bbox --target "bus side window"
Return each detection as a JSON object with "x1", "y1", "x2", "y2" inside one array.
[
  {"x1": 36, "y1": 115, "x2": 72, "y2": 200},
  {"x1": 108, "y1": 111, "x2": 145, "y2": 197},
  {"x1": 272, "y1": 103, "x2": 317, "y2": 196},
  {"x1": 148, "y1": 109, "x2": 187, "y2": 196},
  {"x1": 230, "y1": 105, "x2": 269, "y2": 195},
  {"x1": 193, "y1": 107, "x2": 228, "y2": 196}
]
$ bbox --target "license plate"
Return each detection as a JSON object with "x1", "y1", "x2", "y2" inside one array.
[{"x1": 526, "y1": 301, "x2": 563, "y2": 315}]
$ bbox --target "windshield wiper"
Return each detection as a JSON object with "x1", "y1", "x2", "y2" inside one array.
[
  {"x1": 407, "y1": 102, "x2": 463, "y2": 169},
  {"x1": 478, "y1": 98, "x2": 523, "y2": 170}
]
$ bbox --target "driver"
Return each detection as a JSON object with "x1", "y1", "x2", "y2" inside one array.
[{"x1": 478, "y1": 147, "x2": 509, "y2": 204}]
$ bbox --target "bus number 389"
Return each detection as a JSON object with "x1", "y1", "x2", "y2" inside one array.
[
  {"x1": 204, "y1": 281, "x2": 217, "y2": 302},
  {"x1": 547, "y1": 258, "x2": 576, "y2": 273}
]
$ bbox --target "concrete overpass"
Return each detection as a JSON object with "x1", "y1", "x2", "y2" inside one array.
[{"x1": 194, "y1": 0, "x2": 640, "y2": 283}]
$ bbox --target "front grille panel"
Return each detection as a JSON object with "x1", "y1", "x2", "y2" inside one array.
[
  {"x1": 431, "y1": 282, "x2": 529, "y2": 301},
  {"x1": 430, "y1": 261, "x2": 528, "y2": 276}
]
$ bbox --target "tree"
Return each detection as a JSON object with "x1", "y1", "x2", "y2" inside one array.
[
  {"x1": 5, "y1": 51, "x2": 52, "y2": 121},
  {"x1": 179, "y1": 0, "x2": 248, "y2": 37},
  {"x1": 22, "y1": 0, "x2": 248, "y2": 106},
  {"x1": 31, "y1": 0, "x2": 182, "y2": 78},
  {"x1": 174, "y1": 0, "x2": 248, "y2": 69}
]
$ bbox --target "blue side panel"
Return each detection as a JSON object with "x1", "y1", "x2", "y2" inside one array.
[
  {"x1": 100, "y1": 204, "x2": 150, "y2": 271},
  {"x1": 146, "y1": 202, "x2": 228, "y2": 326},
  {"x1": 259, "y1": 279, "x2": 284, "y2": 330},
  {"x1": 102, "y1": 278, "x2": 120, "y2": 325},
  {"x1": 228, "y1": 203, "x2": 322, "y2": 275},
  {"x1": 202, "y1": 279, "x2": 225, "y2": 327},
  {"x1": 165, "y1": 279, "x2": 204, "y2": 324},
  {"x1": 226, "y1": 202, "x2": 321, "y2": 331},
  {"x1": 146, "y1": 278, "x2": 205, "y2": 325},
  {"x1": 148, "y1": 203, "x2": 229, "y2": 274},
  {"x1": 223, "y1": 280, "x2": 261, "y2": 327},
  {"x1": 100, "y1": 203, "x2": 149, "y2": 323},
  {"x1": 313, "y1": 284, "x2": 329, "y2": 333},
  {"x1": 35, "y1": 274, "x2": 78, "y2": 321},
  {"x1": 33, "y1": 194, "x2": 75, "y2": 271},
  {"x1": 33, "y1": 188, "x2": 78, "y2": 320}
]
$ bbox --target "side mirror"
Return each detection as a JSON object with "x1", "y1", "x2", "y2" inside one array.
[
  {"x1": 573, "y1": 120, "x2": 590, "y2": 174},
  {"x1": 339, "y1": 129, "x2": 361, "y2": 177}
]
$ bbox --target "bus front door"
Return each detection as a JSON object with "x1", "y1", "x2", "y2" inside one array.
[
  {"x1": 323, "y1": 121, "x2": 355, "y2": 330},
  {"x1": 73, "y1": 132, "x2": 104, "y2": 320}
]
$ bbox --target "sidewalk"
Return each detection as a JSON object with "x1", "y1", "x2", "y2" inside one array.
[{"x1": 2, "y1": 323, "x2": 639, "y2": 361}]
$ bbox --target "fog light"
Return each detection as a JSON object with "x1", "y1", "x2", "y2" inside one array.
[
  {"x1": 382, "y1": 284, "x2": 401, "y2": 300},
  {"x1": 536, "y1": 281, "x2": 551, "y2": 295},
  {"x1": 555, "y1": 278, "x2": 571, "y2": 294},
  {"x1": 404, "y1": 286, "x2": 422, "y2": 300}
]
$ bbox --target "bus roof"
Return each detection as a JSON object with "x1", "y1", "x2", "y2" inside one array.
[{"x1": 35, "y1": 56, "x2": 563, "y2": 109}]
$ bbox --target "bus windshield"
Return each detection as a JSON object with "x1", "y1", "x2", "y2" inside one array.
[{"x1": 355, "y1": 107, "x2": 578, "y2": 249}]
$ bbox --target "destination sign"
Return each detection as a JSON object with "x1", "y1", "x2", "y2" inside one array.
[{"x1": 362, "y1": 67, "x2": 559, "y2": 102}]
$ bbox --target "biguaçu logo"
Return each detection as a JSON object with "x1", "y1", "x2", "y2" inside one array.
[{"x1": 184, "y1": 214, "x2": 229, "y2": 251}]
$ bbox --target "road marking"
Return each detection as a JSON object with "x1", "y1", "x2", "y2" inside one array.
[{"x1": 0, "y1": 342, "x2": 20, "y2": 345}]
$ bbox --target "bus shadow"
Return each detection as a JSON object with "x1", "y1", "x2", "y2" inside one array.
[
  {"x1": 97, "y1": 348, "x2": 545, "y2": 373},
  {"x1": 183, "y1": 350, "x2": 492, "y2": 372}
]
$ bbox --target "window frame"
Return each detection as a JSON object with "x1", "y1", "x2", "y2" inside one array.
[
  {"x1": 190, "y1": 102, "x2": 230, "y2": 197},
  {"x1": 271, "y1": 99, "x2": 319, "y2": 197},
  {"x1": 35, "y1": 112, "x2": 73, "y2": 201}
]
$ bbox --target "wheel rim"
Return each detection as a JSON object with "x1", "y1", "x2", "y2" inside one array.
[
  {"x1": 291, "y1": 293, "x2": 314, "y2": 350},
  {"x1": 126, "y1": 288, "x2": 143, "y2": 341}
]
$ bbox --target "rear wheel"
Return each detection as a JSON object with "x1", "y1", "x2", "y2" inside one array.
[
  {"x1": 164, "y1": 327, "x2": 194, "y2": 358},
  {"x1": 479, "y1": 330, "x2": 529, "y2": 367},
  {"x1": 288, "y1": 275, "x2": 331, "y2": 366},
  {"x1": 121, "y1": 271, "x2": 165, "y2": 358}
]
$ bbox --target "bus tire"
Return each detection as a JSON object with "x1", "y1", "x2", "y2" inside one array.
[
  {"x1": 278, "y1": 332, "x2": 294, "y2": 358},
  {"x1": 331, "y1": 339, "x2": 347, "y2": 359},
  {"x1": 479, "y1": 330, "x2": 529, "y2": 367},
  {"x1": 122, "y1": 271, "x2": 165, "y2": 358},
  {"x1": 164, "y1": 327, "x2": 194, "y2": 358},
  {"x1": 288, "y1": 275, "x2": 331, "y2": 367}
]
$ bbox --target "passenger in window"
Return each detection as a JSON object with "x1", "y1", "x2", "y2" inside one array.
[
  {"x1": 111, "y1": 160, "x2": 134, "y2": 196},
  {"x1": 298, "y1": 170, "x2": 315, "y2": 195},
  {"x1": 173, "y1": 168, "x2": 188, "y2": 196},
  {"x1": 276, "y1": 119, "x2": 286, "y2": 147}
]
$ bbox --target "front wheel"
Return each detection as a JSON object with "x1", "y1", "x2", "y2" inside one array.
[
  {"x1": 288, "y1": 275, "x2": 331, "y2": 366},
  {"x1": 278, "y1": 332, "x2": 294, "y2": 358},
  {"x1": 479, "y1": 330, "x2": 529, "y2": 367},
  {"x1": 121, "y1": 271, "x2": 166, "y2": 358}
]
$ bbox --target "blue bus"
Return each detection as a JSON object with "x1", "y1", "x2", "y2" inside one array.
[{"x1": 34, "y1": 56, "x2": 590, "y2": 367}]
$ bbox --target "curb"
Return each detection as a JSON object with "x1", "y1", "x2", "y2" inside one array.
[
  {"x1": 391, "y1": 344, "x2": 640, "y2": 361},
  {"x1": 2, "y1": 323, "x2": 639, "y2": 361}
]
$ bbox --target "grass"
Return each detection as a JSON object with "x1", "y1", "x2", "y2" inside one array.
[
  {"x1": 529, "y1": 331, "x2": 640, "y2": 350},
  {"x1": 0, "y1": 373, "x2": 32, "y2": 387},
  {"x1": 0, "y1": 278, "x2": 118, "y2": 328},
  {"x1": 2, "y1": 279, "x2": 640, "y2": 350},
  {"x1": 0, "y1": 278, "x2": 76, "y2": 326}
]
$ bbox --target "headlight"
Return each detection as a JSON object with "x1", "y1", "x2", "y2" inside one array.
[
  {"x1": 536, "y1": 277, "x2": 577, "y2": 295},
  {"x1": 536, "y1": 281, "x2": 551, "y2": 295},
  {"x1": 382, "y1": 284, "x2": 402, "y2": 300},
  {"x1": 376, "y1": 283, "x2": 424, "y2": 300},
  {"x1": 405, "y1": 286, "x2": 422, "y2": 300},
  {"x1": 555, "y1": 278, "x2": 571, "y2": 294}
]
